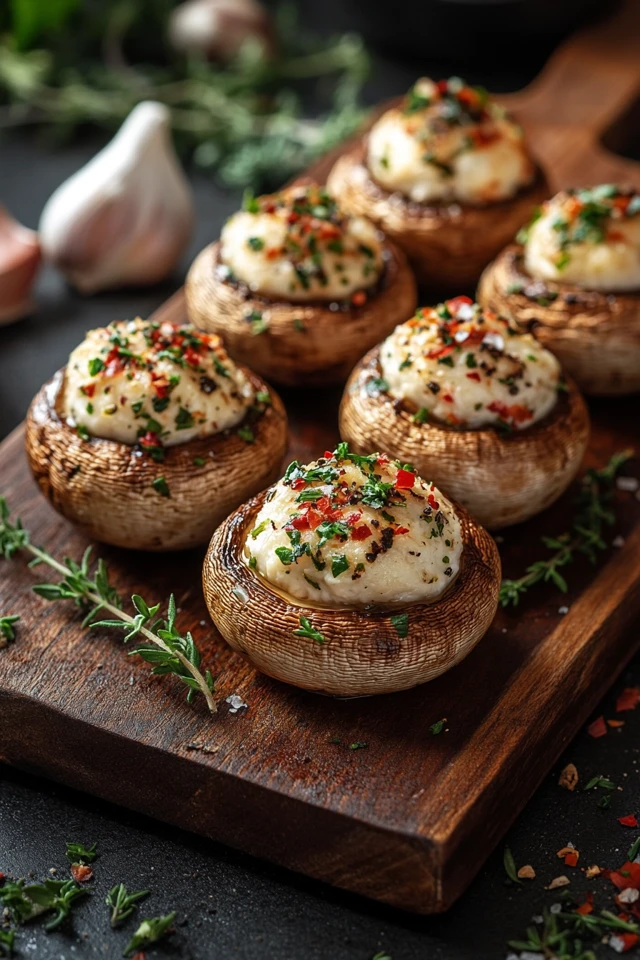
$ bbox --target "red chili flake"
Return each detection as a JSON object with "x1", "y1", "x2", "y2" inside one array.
[
  {"x1": 587, "y1": 715, "x2": 607, "y2": 738},
  {"x1": 427, "y1": 345, "x2": 454, "y2": 360},
  {"x1": 575, "y1": 893, "x2": 594, "y2": 916},
  {"x1": 395, "y1": 469, "x2": 416, "y2": 490},
  {"x1": 487, "y1": 400, "x2": 533, "y2": 424},
  {"x1": 265, "y1": 247, "x2": 281, "y2": 260},
  {"x1": 610, "y1": 863, "x2": 640, "y2": 890},
  {"x1": 304, "y1": 507, "x2": 324, "y2": 530},
  {"x1": 351, "y1": 291, "x2": 367, "y2": 307},
  {"x1": 324, "y1": 450, "x2": 333, "y2": 459},
  {"x1": 184, "y1": 346, "x2": 201, "y2": 368},
  {"x1": 394, "y1": 526, "x2": 409, "y2": 535},
  {"x1": 617, "y1": 934, "x2": 640, "y2": 952},
  {"x1": 291, "y1": 514, "x2": 310, "y2": 531},
  {"x1": 0, "y1": 872, "x2": 5, "y2": 886},
  {"x1": 564, "y1": 851, "x2": 579, "y2": 868},
  {"x1": 80, "y1": 383, "x2": 96, "y2": 398},
  {"x1": 131, "y1": 952, "x2": 147, "y2": 960},
  {"x1": 427, "y1": 493, "x2": 439, "y2": 510},
  {"x1": 351, "y1": 524, "x2": 372, "y2": 541},
  {"x1": 436, "y1": 79, "x2": 448, "y2": 94},
  {"x1": 138, "y1": 432, "x2": 162, "y2": 452},
  {"x1": 442, "y1": 393, "x2": 454, "y2": 403},
  {"x1": 619, "y1": 815, "x2": 638, "y2": 828},
  {"x1": 291, "y1": 478, "x2": 306, "y2": 490},
  {"x1": 377, "y1": 454, "x2": 390, "y2": 465},
  {"x1": 345, "y1": 512, "x2": 362, "y2": 525},
  {"x1": 445, "y1": 295, "x2": 473, "y2": 314},
  {"x1": 70, "y1": 863, "x2": 94, "y2": 883},
  {"x1": 151, "y1": 372, "x2": 169, "y2": 398},
  {"x1": 466, "y1": 372, "x2": 481, "y2": 382},
  {"x1": 617, "y1": 688, "x2": 640, "y2": 712}
]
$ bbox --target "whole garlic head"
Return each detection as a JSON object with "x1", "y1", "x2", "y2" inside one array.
[
  {"x1": 0, "y1": 206, "x2": 41, "y2": 326},
  {"x1": 169, "y1": 0, "x2": 272, "y2": 62},
  {"x1": 39, "y1": 101, "x2": 194, "y2": 294}
]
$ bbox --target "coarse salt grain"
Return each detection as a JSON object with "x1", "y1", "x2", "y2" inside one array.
[{"x1": 225, "y1": 694, "x2": 248, "y2": 714}]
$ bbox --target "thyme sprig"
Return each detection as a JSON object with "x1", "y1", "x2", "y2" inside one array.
[
  {"x1": 106, "y1": 884, "x2": 149, "y2": 928},
  {"x1": 500, "y1": 450, "x2": 634, "y2": 607},
  {"x1": 0, "y1": 878, "x2": 88, "y2": 931},
  {"x1": 123, "y1": 913, "x2": 176, "y2": 957},
  {"x1": 0, "y1": 497, "x2": 216, "y2": 713}
]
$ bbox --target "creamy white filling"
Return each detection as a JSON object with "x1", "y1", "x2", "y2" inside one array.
[
  {"x1": 64, "y1": 318, "x2": 254, "y2": 446},
  {"x1": 525, "y1": 201, "x2": 640, "y2": 292},
  {"x1": 220, "y1": 209, "x2": 383, "y2": 302},
  {"x1": 367, "y1": 88, "x2": 534, "y2": 205},
  {"x1": 380, "y1": 303, "x2": 560, "y2": 429},
  {"x1": 246, "y1": 455, "x2": 462, "y2": 607}
]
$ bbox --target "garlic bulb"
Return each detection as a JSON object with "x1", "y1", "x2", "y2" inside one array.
[
  {"x1": 39, "y1": 101, "x2": 194, "y2": 294},
  {"x1": 0, "y1": 206, "x2": 41, "y2": 326},
  {"x1": 169, "y1": 0, "x2": 273, "y2": 62}
]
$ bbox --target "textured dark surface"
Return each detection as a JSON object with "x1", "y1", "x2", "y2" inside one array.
[{"x1": 2, "y1": 14, "x2": 640, "y2": 959}]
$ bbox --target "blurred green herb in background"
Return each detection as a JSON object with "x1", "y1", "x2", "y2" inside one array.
[{"x1": 0, "y1": 0, "x2": 370, "y2": 190}]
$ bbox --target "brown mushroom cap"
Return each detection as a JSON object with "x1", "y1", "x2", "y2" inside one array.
[
  {"x1": 478, "y1": 244, "x2": 640, "y2": 396},
  {"x1": 339, "y1": 347, "x2": 590, "y2": 530},
  {"x1": 326, "y1": 141, "x2": 549, "y2": 290},
  {"x1": 25, "y1": 366, "x2": 288, "y2": 552},
  {"x1": 202, "y1": 488, "x2": 500, "y2": 697},
  {"x1": 184, "y1": 239, "x2": 417, "y2": 386}
]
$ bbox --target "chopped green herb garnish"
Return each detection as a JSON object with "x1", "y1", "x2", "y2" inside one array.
[
  {"x1": 152, "y1": 477, "x2": 171, "y2": 498},
  {"x1": 293, "y1": 616, "x2": 325, "y2": 644},
  {"x1": 390, "y1": 613, "x2": 408, "y2": 637}
]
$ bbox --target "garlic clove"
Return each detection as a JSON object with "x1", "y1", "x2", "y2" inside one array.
[
  {"x1": 169, "y1": 0, "x2": 273, "y2": 62},
  {"x1": 39, "y1": 101, "x2": 194, "y2": 294},
  {"x1": 0, "y1": 206, "x2": 41, "y2": 326}
]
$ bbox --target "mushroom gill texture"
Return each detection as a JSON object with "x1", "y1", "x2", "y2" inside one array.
[
  {"x1": 25, "y1": 367, "x2": 288, "y2": 551},
  {"x1": 478, "y1": 244, "x2": 640, "y2": 396},
  {"x1": 203, "y1": 488, "x2": 500, "y2": 697},
  {"x1": 326, "y1": 143, "x2": 548, "y2": 290},
  {"x1": 185, "y1": 238, "x2": 417, "y2": 386},
  {"x1": 340, "y1": 346, "x2": 590, "y2": 530}
]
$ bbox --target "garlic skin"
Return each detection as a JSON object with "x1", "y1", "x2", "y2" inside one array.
[
  {"x1": 39, "y1": 102, "x2": 194, "y2": 294},
  {"x1": 169, "y1": 0, "x2": 273, "y2": 62},
  {"x1": 0, "y1": 206, "x2": 41, "y2": 325}
]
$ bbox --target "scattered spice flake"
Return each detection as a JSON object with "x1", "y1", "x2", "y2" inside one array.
[
  {"x1": 576, "y1": 893, "x2": 594, "y2": 915},
  {"x1": 429, "y1": 719, "x2": 446, "y2": 735},
  {"x1": 557, "y1": 846, "x2": 579, "y2": 867},
  {"x1": 349, "y1": 741, "x2": 368, "y2": 751},
  {"x1": 70, "y1": 863, "x2": 94, "y2": 883},
  {"x1": 587, "y1": 715, "x2": 607, "y2": 738},
  {"x1": 619, "y1": 816, "x2": 639, "y2": 828},
  {"x1": 617, "y1": 688, "x2": 640, "y2": 712},
  {"x1": 609, "y1": 719, "x2": 626, "y2": 728},
  {"x1": 609, "y1": 932, "x2": 640, "y2": 953},
  {"x1": 558, "y1": 763, "x2": 579, "y2": 791},
  {"x1": 517, "y1": 865, "x2": 536, "y2": 880},
  {"x1": 546, "y1": 875, "x2": 571, "y2": 889},
  {"x1": 586, "y1": 865, "x2": 602, "y2": 879},
  {"x1": 610, "y1": 862, "x2": 640, "y2": 890}
]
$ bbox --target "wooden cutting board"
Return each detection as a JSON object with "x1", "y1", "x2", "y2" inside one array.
[{"x1": 2, "y1": 1, "x2": 640, "y2": 915}]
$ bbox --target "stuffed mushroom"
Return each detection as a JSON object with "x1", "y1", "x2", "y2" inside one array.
[
  {"x1": 185, "y1": 182, "x2": 417, "y2": 385},
  {"x1": 339, "y1": 297, "x2": 590, "y2": 530},
  {"x1": 203, "y1": 444, "x2": 500, "y2": 696},
  {"x1": 327, "y1": 76, "x2": 548, "y2": 290},
  {"x1": 26, "y1": 317, "x2": 288, "y2": 551},
  {"x1": 478, "y1": 184, "x2": 640, "y2": 395}
]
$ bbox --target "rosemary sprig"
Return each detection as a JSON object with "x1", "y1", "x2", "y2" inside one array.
[
  {"x1": 123, "y1": 913, "x2": 176, "y2": 957},
  {"x1": 66, "y1": 842, "x2": 97, "y2": 864},
  {"x1": 0, "y1": 497, "x2": 216, "y2": 713},
  {"x1": 0, "y1": 929, "x2": 14, "y2": 957},
  {"x1": 106, "y1": 884, "x2": 149, "y2": 928},
  {"x1": 500, "y1": 450, "x2": 634, "y2": 607},
  {"x1": 508, "y1": 905, "x2": 638, "y2": 959}
]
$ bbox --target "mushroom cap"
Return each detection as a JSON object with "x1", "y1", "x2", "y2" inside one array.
[
  {"x1": 203, "y1": 488, "x2": 501, "y2": 697},
  {"x1": 25, "y1": 366, "x2": 288, "y2": 552},
  {"x1": 184, "y1": 239, "x2": 417, "y2": 386},
  {"x1": 478, "y1": 244, "x2": 640, "y2": 396},
  {"x1": 339, "y1": 347, "x2": 590, "y2": 530},
  {"x1": 326, "y1": 141, "x2": 549, "y2": 290}
]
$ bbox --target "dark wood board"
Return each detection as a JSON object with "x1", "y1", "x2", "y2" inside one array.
[{"x1": 2, "y1": 1, "x2": 640, "y2": 915}]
